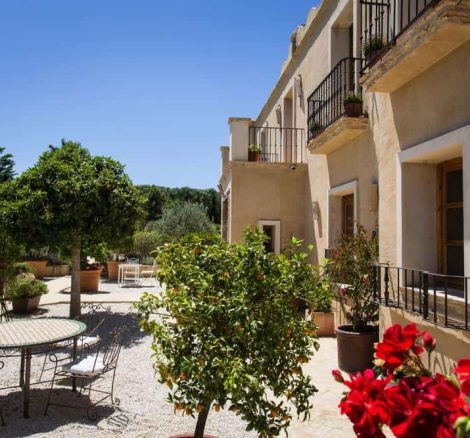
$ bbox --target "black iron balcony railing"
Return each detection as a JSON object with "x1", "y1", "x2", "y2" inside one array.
[
  {"x1": 248, "y1": 126, "x2": 306, "y2": 164},
  {"x1": 373, "y1": 264, "x2": 469, "y2": 331},
  {"x1": 307, "y1": 57, "x2": 365, "y2": 142},
  {"x1": 360, "y1": 0, "x2": 441, "y2": 71}
]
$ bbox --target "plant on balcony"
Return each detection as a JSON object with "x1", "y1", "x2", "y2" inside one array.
[
  {"x1": 329, "y1": 227, "x2": 379, "y2": 372},
  {"x1": 309, "y1": 121, "x2": 323, "y2": 139},
  {"x1": 363, "y1": 36, "x2": 385, "y2": 61},
  {"x1": 333, "y1": 323, "x2": 470, "y2": 438},
  {"x1": 248, "y1": 144, "x2": 261, "y2": 162},
  {"x1": 344, "y1": 92, "x2": 363, "y2": 117},
  {"x1": 135, "y1": 230, "x2": 320, "y2": 438}
]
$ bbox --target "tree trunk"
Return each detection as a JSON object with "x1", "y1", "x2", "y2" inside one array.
[
  {"x1": 194, "y1": 406, "x2": 210, "y2": 438},
  {"x1": 70, "y1": 245, "x2": 81, "y2": 318}
]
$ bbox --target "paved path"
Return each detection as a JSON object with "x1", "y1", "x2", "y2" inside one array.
[{"x1": 42, "y1": 276, "x2": 162, "y2": 305}]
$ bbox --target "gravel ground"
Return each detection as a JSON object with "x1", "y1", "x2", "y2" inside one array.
[
  {"x1": 0, "y1": 303, "x2": 353, "y2": 438},
  {"x1": 0, "y1": 303, "x2": 258, "y2": 438}
]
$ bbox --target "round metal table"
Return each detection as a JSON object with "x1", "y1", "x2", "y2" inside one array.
[{"x1": 0, "y1": 318, "x2": 87, "y2": 418}]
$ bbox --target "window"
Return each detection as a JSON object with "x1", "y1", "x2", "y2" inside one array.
[{"x1": 342, "y1": 194, "x2": 355, "y2": 236}]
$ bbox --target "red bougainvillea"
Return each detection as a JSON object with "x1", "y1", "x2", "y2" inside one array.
[{"x1": 333, "y1": 323, "x2": 470, "y2": 438}]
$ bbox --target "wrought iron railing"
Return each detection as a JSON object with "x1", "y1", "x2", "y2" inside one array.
[
  {"x1": 373, "y1": 264, "x2": 469, "y2": 331},
  {"x1": 307, "y1": 57, "x2": 365, "y2": 142},
  {"x1": 248, "y1": 126, "x2": 306, "y2": 164},
  {"x1": 360, "y1": 0, "x2": 441, "y2": 71}
]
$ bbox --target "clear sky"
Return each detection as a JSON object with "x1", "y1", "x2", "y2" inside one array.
[{"x1": 0, "y1": 0, "x2": 318, "y2": 189}]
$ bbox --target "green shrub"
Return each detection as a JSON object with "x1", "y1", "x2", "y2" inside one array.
[
  {"x1": 344, "y1": 92, "x2": 363, "y2": 104},
  {"x1": 309, "y1": 260, "x2": 333, "y2": 313},
  {"x1": 6, "y1": 262, "x2": 33, "y2": 281},
  {"x1": 363, "y1": 36, "x2": 385, "y2": 58},
  {"x1": 5, "y1": 278, "x2": 48, "y2": 299},
  {"x1": 133, "y1": 230, "x2": 162, "y2": 258},
  {"x1": 135, "y1": 230, "x2": 319, "y2": 438}
]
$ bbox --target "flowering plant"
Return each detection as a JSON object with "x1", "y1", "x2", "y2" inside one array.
[{"x1": 333, "y1": 323, "x2": 470, "y2": 438}]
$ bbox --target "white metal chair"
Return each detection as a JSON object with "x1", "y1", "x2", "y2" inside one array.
[{"x1": 139, "y1": 260, "x2": 156, "y2": 286}]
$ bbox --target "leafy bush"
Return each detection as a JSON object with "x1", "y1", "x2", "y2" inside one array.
[
  {"x1": 363, "y1": 36, "x2": 385, "y2": 58},
  {"x1": 329, "y1": 227, "x2": 378, "y2": 332},
  {"x1": 133, "y1": 230, "x2": 162, "y2": 258},
  {"x1": 135, "y1": 230, "x2": 319, "y2": 438},
  {"x1": 6, "y1": 278, "x2": 48, "y2": 299},
  {"x1": 344, "y1": 92, "x2": 363, "y2": 104},
  {"x1": 309, "y1": 260, "x2": 333, "y2": 313},
  {"x1": 149, "y1": 202, "x2": 215, "y2": 242},
  {"x1": 6, "y1": 262, "x2": 33, "y2": 281}
]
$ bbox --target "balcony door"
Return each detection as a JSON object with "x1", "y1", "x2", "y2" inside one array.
[
  {"x1": 438, "y1": 158, "x2": 464, "y2": 277},
  {"x1": 342, "y1": 194, "x2": 355, "y2": 236}
]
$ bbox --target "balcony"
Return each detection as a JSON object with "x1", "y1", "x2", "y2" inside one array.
[
  {"x1": 374, "y1": 264, "x2": 469, "y2": 331},
  {"x1": 360, "y1": 0, "x2": 470, "y2": 92},
  {"x1": 307, "y1": 57, "x2": 369, "y2": 155},
  {"x1": 248, "y1": 126, "x2": 307, "y2": 164}
]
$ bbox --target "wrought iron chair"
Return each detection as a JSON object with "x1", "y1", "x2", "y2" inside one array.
[
  {"x1": 44, "y1": 326, "x2": 126, "y2": 420},
  {"x1": 38, "y1": 303, "x2": 111, "y2": 382}
]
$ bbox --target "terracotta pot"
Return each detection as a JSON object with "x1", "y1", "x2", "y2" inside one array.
[
  {"x1": 80, "y1": 269, "x2": 102, "y2": 293},
  {"x1": 344, "y1": 102, "x2": 363, "y2": 117},
  {"x1": 248, "y1": 151, "x2": 260, "y2": 162},
  {"x1": 312, "y1": 312, "x2": 335, "y2": 337},
  {"x1": 107, "y1": 261, "x2": 123, "y2": 281},
  {"x1": 26, "y1": 260, "x2": 48, "y2": 279},
  {"x1": 45, "y1": 264, "x2": 70, "y2": 277},
  {"x1": 336, "y1": 325, "x2": 378, "y2": 373},
  {"x1": 12, "y1": 295, "x2": 41, "y2": 314},
  {"x1": 168, "y1": 434, "x2": 218, "y2": 438}
]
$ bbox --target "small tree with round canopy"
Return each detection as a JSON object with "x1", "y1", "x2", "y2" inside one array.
[
  {"x1": 135, "y1": 230, "x2": 321, "y2": 438},
  {"x1": 1, "y1": 141, "x2": 144, "y2": 317}
]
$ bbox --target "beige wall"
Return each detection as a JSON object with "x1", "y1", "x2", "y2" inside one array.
[
  {"x1": 381, "y1": 306, "x2": 470, "y2": 374},
  {"x1": 228, "y1": 163, "x2": 311, "y2": 250}
]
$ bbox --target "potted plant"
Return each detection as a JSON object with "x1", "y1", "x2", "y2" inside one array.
[
  {"x1": 343, "y1": 92, "x2": 363, "y2": 117},
  {"x1": 45, "y1": 253, "x2": 70, "y2": 277},
  {"x1": 135, "y1": 231, "x2": 320, "y2": 438},
  {"x1": 23, "y1": 249, "x2": 49, "y2": 280},
  {"x1": 309, "y1": 121, "x2": 323, "y2": 138},
  {"x1": 248, "y1": 144, "x2": 261, "y2": 162},
  {"x1": 79, "y1": 258, "x2": 102, "y2": 293},
  {"x1": 363, "y1": 36, "x2": 385, "y2": 63},
  {"x1": 329, "y1": 227, "x2": 379, "y2": 373},
  {"x1": 5, "y1": 277, "x2": 48, "y2": 313},
  {"x1": 309, "y1": 260, "x2": 335, "y2": 337}
]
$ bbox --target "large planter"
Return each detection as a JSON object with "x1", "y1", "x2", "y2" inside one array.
[
  {"x1": 335, "y1": 325, "x2": 379, "y2": 373},
  {"x1": 26, "y1": 260, "x2": 48, "y2": 280},
  {"x1": 107, "y1": 261, "x2": 123, "y2": 282},
  {"x1": 45, "y1": 264, "x2": 70, "y2": 277},
  {"x1": 344, "y1": 102, "x2": 363, "y2": 117},
  {"x1": 80, "y1": 269, "x2": 102, "y2": 293},
  {"x1": 312, "y1": 311, "x2": 335, "y2": 337},
  {"x1": 11, "y1": 295, "x2": 41, "y2": 314}
]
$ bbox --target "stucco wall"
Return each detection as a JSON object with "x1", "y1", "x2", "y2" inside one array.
[
  {"x1": 229, "y1": 163, "x2": 310, "y2": 249},
  {"x1": 381, "y1": 306, "x2": 470, "y2": 374}
]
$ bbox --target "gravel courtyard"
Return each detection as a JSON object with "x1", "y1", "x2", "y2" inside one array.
[{"x1": 0, "y1": 303, "x2": 353, "y2": 438}]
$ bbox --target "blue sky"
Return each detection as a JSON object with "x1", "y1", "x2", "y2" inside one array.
[{"x1": 0, "y1": 0, "x2": 318, "y2": 189}]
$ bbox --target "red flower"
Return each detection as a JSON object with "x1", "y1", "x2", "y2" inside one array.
[
  {"x1": 332, "y1": 369, "x2": 344, "y2": 383},
  {"x1": 375, "y1": 323, "x2": 423, "y2": 372},
  {"x1": 455, "y1": 359, "x2": 470, "y2": 397},
  {"x1": 422, "y1": 331, "x2": 436, "y2": 353},
  {"x1": 338, "y1": 369, "x2": 390, "y2": 438}
]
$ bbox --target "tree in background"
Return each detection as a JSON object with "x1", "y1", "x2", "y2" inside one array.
[
  {"x1": 0, "y1": 147, "x2": 15, "y2": 183},
  {"x1": 133, "y1": 230, "x2": 162, "y2": 260},
  {"x1": 138, "y1": 185, "x2": 221, "y2": 224},
  {"x1": 1, "y1": 141, "x2": 144, "y2": 317},
  {"x1": 146, "y1": 202, "x2": 215, "y2": 242}
]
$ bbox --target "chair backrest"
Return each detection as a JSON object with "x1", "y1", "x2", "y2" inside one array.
[
  {"x1": 79, "y1": 303, "x2": 112, "y2": 336},
  {"x1": 126, "y1": 258, "x2": 139, "y2": 265},
  {"x1": 0, "y1": 298, "x2": 10, "y2": 322},
  {"x1": 103, "y1": 327, "x2": 126, "y2": 367}
]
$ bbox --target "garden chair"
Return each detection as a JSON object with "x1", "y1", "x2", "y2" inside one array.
[
  {"x1": 38, "y1": 303, "x2": 111, "y2": 382},
  {"x1": 139, "y1": 259, "x2": 156, "y2": 286},
  {"x1": 44, "y1": 326, "x2": 126, "y2": 420},
  {"x1": 119, "y1": 258, "x2": 140, "y2": 286}
]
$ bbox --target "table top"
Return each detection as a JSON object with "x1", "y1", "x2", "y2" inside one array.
[{"x1": 0, "y1": 318, "x2": 87, "y2": 349}]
